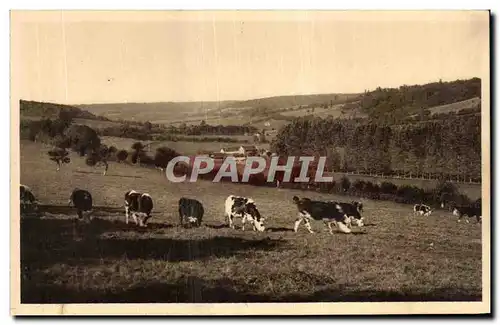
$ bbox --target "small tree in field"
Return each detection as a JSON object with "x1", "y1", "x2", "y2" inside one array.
[
  {"x1": 116, "y1": 149, "x2": 128, "y2": 163},
  {"x1": 131, "y1": 142, "x2": 146, "y2": 164},
  {"x1": 144, "y1": 121, "x2": 153, "y2": 132},
  {"x1": 85, "y1": 144, "x2": 111, "y2": 175},
  {"x1": 47, "y1": 147, "x2": 70, "y2": 171}
]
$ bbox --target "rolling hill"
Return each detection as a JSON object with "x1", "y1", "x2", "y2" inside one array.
[
  {"x1": 20, "y1": 77, "x2": 482, "y2": 130},
  {"x1": 77, "y1": 93, "x2": 362, "y2": 125},
  {"x1": 20, "y1": 100, "x2": 111, "y2": 122}
]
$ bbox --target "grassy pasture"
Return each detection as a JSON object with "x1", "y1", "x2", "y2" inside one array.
[
  {"x1": 167, "y1": 115, "x2": 267, "y2": 127},
  {"x1": 101, "y1": 136, "x2": 270, "y2": 155},
  {"x1": 428, "y1": 97, "x2": 481, "y2": 115},
  {"x1": 20, "y1": 141, "x2": 482, "y2": 303}
]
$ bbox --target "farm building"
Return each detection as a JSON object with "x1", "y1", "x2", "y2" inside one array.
[
  {"x1": 220, "y1": 146, "x2": 241, "y2": 155},
  {"x1": 209, "y1": 152, "x2": 226, "y2": 160},
  {"x1": 240, "y1": 145, "x2": 259, "y2": 156},
  {"x1": 220, "y1": 145, "x2": 259, "y2": 157}
]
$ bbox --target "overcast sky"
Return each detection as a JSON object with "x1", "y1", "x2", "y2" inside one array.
[{"x1": 11, "y1": 11, "x2": 489, "y2": 104}]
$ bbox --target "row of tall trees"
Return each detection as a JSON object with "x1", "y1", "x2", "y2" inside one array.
[
  {"x1": 163, "y1": 121, "x2": 258, "y2": 136},
  {"x1": 97, "y1": 121, "x2": 259, "y2": 141},
  {"x1": 271, "y1": 114, "x2": 481, "y2": 180}
]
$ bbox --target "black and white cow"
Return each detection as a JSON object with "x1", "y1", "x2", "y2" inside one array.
[
  {"x1": 293, "y1": 196, "x2": 351, "y2": 234},
  {"x1": 337, "y1": 201, "x2": 365, "y2": 227},
  {"x1": 68, "y1": 189, "x2": 93, "y2": 222},
  {"x1": 453, "y1": 204, "x2": 482, "y2": 224},
  {"x1": 178, "y1": 197, "x2": 204, "y2": 227},
  {"x1": 20, "y1": 184, "x2": 38, "y2": 215},
  {"x1": 413, "y1": 204, "x2": 432, "y2": 216},
  {"x1": 224, "y1": 195, "x2": 265, "y2": 232},
  {"x1": 124, "y1": 190, "x2": 153, "y2": 227}
]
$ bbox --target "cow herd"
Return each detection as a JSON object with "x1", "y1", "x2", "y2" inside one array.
[
  {"x1": 20, "y1": 184, "x2": 482, "y2": 234},
  {"x1": 412, "y1": 201, "x2": 483, "y2": 224}
]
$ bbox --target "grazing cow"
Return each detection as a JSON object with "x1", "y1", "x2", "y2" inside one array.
[
  {"x1": 337, "y1": 201, "x2": 365, "y2": 227},
  {"x1": 20, "y1": 184, "x2": 38, "y2": 215},
  {"x1": 178, "y1": 197, "x2": 204, "y2": 227},
  {"x1": 124, "y1": 190, "x2": 153, "y2": 227},
  {"x1": 224, "y1": 195, "x2": 265, "y2": 232},
  {"x1": 453, "y1": 205, "x2": 482, "y2": 224},
  {"x1": 413, "y1": 204, "x2": 432, "y2": 216},
  {"x1": 293, "y1": 196, "x2": 351, "y2": 234},
  {"x1": 68, "y1": 189, "x2": 93, "y2": 222}
]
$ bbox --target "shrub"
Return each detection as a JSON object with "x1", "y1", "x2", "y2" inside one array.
[
  {"x1": 396, "y1": 185, "x2": 425, "y2": 203},
  {"x1": 116, "y1": 150, "x2": 128, "y2": 163},
  {"x1": 173, "y1": 162, "x2": 190, "y2": 177},
  {"x1": 139, "y1": 154, "x2": 155, "y2": 167},
  {"x1": 434, "y1": 180, "x2": 460, "y2": 206},
  {"x1": 380, "y1": 181, "x2": 398, "y2": 195},
  {"x1": 154, "y1": 147, "x2": 180, "y2": 170},
  {"x1": 130, "y1": 150, "x2": 155, "y2": 167},
  {"x1": 131, "y1": 142, "x2": 145, "y2": 152},
  {"x1": 353, "y1": 180, "x2": 366, "y2": 192},
  {"x1": 64, "y1": 124, "x2": 101, "y2": 156},
  {"x1": 364, "y1": 181, "x2": 379, "y2": 194},
  {"x1": 341, "y1": 176, "x2": 351, "y2": 192}
]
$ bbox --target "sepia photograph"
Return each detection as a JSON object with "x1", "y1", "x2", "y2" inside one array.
[{"x1": 10, "y1": 10, "x2": 490, "y2": 316}]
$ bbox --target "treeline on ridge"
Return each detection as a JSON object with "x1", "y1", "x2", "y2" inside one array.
[
  {"x1": 20, "y1": 100, "x2": 112, "y2": 122},
  {"x1": 271, "y1": 114, "x2": 481, "y2": 182},
  {"x1": 359, "y1": 77, "x2": 481, "y2": 119}
]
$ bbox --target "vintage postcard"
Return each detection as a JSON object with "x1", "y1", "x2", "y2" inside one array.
[{"x1": 10, "y1": 10, "x2": 490, "y2": 316}]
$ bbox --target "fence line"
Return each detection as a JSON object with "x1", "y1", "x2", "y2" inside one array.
[{"x1": 340, "y1": 171, "x2": 481, "y2": 185}]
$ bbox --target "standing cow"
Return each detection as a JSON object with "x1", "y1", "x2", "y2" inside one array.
[
  {"x1": 224, "y1": 195, "x2": 265, "y2": 232},
  {"x1": 68, "y1": 189, "x2": 93, "y2": 222},
  {"x1": 453, "y1": 204, "x2": 482, "y2": 224},
  {"x1": 413, "y1": 204, "x2": 432, "y2": 216},
  {"x1": 337, "y1": 201, "x2": 365, "y2": 227},
  {"x1": 20, "y1": 184, "x2": 39, "y2": 216},
  {"x1": 293, "y1": 196, "x2": 351, "y2": 234},
  {"x1": 124, "y1": 190, "x2": 154, "y2": 227},
  {"x1": 178, "y1": 197, "x2": 204, "y2": 227}
]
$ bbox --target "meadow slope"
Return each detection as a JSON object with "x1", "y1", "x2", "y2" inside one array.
[{"x1": 20, "y1": 141, "x2": 482, "y2": 303}]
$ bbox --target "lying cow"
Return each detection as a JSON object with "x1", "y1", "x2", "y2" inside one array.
[
  {"x1": 337, "y1": 201, "x2": 365, "y2": 227},
  {"x1": 224, "y1": 195, "x2": 265, "y2": 232},
  {"x1": 68, "y1": 188, "x2": 93, "y2": 222},
  {"x1": 20, "y1": 184, "x2": 38, "y2": 216},
  {"x1": 124, "y1": 190, "x2": 153, "y2": 227},
  {"x1": 293, "y1": 196, "x2": 351, "y2": 234},
  {"x1": 413, "y1": 204, "x2": 432, "y2": 216},
  {"x1": 178, "y1": 197, "x2": 204, "y2": 227},
  {"x1": 453, "y1": 205, "x2": 482, "y2": 224}
]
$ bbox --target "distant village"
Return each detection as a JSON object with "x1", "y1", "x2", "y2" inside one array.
[
  {"x1": 197, "y1": 129, "x2": 278, "y2": 163},
  {"x1": 194, "y1": 145, "x2": 273, "y2": 164}
]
